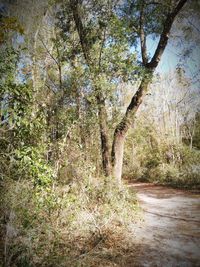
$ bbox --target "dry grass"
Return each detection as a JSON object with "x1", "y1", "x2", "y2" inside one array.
[{"x1": 0, "y1": 177, "x2": 140, "y2": 267}]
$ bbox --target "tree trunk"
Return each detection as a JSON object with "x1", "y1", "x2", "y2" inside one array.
[
  {"x1": 111, "y1": 74, "x2": 152, "y2": 182},
  {"x1": 97, "y1": 95, "x2": 112, "y2": 176},
  {"x1": 111, "y1": 132, "x2": 125, "y2": 184}
]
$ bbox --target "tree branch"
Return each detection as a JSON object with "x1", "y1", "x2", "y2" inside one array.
[
  {"x1": 113, "y1": 0, "x2": 188, "y2": 135},
  {"x1": 98, "y1": 27, "x2": 107, "y2": 71},
  {"x1": 147, "y1": 0, "x2": 188, "y2": 69},
  {"x1": 69, "y1": 0, "x2": 90, "y2": 64},
  {"x1": 39, "y1": 35, "x2": 59, "y2": 68},
  {"x1": 139, "y1": 1, "x2": 148, "y2": 66},
  {"x1": 187, "y1": 19, "x2": 200, "y2": 34}
]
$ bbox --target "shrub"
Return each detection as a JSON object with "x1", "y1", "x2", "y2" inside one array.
[
  {"x1": 124, "y1": 120, "x2": 200, "y2": 189},
  {"x1": 1, "y1": 175, "x2": 138, "y2": 267}
]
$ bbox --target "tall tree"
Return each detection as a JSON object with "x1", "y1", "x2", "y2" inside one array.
[
  {"x1": 56, "y1": 0, "x2": 188, "y2": 182},
  {"x1": 57, "y1": 0, "x2": 136, "y2": 176},
  {"x1": 111, "y1": 0, "x2": 188, "y2": 183}
]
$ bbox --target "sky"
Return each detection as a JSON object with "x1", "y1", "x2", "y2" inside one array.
[
  {"x1": 147, "y1": 37, "x2": 179, "y2": 73},
  {"x1": 147, "y1": 34, "x2": 200, "y2": 77}
]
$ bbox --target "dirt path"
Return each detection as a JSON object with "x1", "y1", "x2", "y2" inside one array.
[{"x1": 130, "y1": 183, "x2": 200, "y2": 267}]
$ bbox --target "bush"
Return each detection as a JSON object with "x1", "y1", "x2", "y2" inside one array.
[
  {"x1": 1, "y1": 175, "x2": 138, "y2": 267},
  {"x1": 124, "y1": 120, "x2": 200, "y2": 189}
]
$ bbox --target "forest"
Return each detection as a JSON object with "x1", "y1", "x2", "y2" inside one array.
[{"x1": 0, "y1": 0, "x2": 200, "y2": 266}]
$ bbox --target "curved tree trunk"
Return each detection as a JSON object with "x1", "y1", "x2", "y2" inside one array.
[
  {"x1": 111, "y1": 0, "x2": 187, "y2": 183},
  {"x1": 111, "y1": 76, "x2": 151, "y2": 182}
]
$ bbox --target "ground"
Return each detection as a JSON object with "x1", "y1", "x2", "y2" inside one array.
[{"x1": 129, "y1": 183, "x2": 200, "y2": 267}]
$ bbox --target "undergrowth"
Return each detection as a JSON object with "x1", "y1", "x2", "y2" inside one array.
[
  {"x1": 124, "y1": 121, "x2": 200, "y2": 190},
  {"x1": 0, "y1": 176, "x2": 139, "y2": 267}
]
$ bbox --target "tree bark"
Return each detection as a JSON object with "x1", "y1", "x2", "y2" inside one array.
[
  {"x1": 96, "y1": 95, "x2": 112, "y2": 176},
  {"x1": 111, "y1": 75, "x2": 152, "y2": 182},
  {"x1": 111, "y1": 131, "x2": 125, "y2": 184}
]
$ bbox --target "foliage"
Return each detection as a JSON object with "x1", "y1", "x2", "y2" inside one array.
[
  {"x1": 0, "y1": 15, "x2": 24, "y2": 44},
  {"x1": 1, "y1": 176, "x2": 138, "y2": 267},
  {"x1": 0, "y1": 23, "x2": 138, "y2": 266},
  {"x1": 124, "y1": 118, "x2": 200, "y2": 189}
]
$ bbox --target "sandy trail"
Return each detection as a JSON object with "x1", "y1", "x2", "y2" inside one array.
[{"x1": 130, "y1": 183, "x2": 200, "y2": 267}]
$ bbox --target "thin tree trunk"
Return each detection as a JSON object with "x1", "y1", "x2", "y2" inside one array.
[{"x1": 96, "y1": 95, "x2": 112, "y2": 176}]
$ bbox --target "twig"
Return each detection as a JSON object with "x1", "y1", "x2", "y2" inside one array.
[{"x1": 38, "y1": 34, "x2": 60, "y2": 68}]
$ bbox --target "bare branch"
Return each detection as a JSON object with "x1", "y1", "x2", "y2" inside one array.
[
  {"x1": 39, "y1": 35, "x2": 60, "y2": 68},
  {"x1": 187, "y1": 19, "x2": 200, "y2": 34}
]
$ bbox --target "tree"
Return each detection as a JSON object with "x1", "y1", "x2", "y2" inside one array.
[
  {"x1": 56, "y1": 0, "x2": 136, "y2": 176},
  {"x1": 56, "y1": 0, "x2": 188, "y2": 183},
  {"x1": 111, "y1": 0, "x2": 188, "y2": 182}
]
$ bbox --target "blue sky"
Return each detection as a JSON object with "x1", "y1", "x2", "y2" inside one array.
[
  {"x1": 146, "y1": 35, "x2": 200, "y2": 88},
  {"x1": 146, "y1": 37, "x2": 182, "y2": 73}
]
